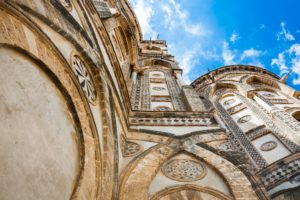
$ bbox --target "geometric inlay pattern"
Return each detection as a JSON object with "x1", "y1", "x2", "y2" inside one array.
[
  {"x1": 261, "y1": 159, "x2": 300, "y2": 189},
  {"x1": 129, "y1": 117, "x2": 214, "y2": 126},
  {"x1": 260, "y1": 141, "x2": 278, "y2": 151},
  {"x1": 72, "y1": 55, "x2": 96, "y2": 103},
  {"x1": 162, "y1": 159, "x2": 207, "y2": 182},
  {"x1": 121, "y1": 136, "x2": 142, "y2": 157}
]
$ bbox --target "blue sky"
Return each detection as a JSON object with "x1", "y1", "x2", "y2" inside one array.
[{"x1": 129, "y1": 0, "x2": 300, "y2": 90}]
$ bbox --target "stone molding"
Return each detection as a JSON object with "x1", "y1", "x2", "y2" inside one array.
[
  {"x1": 129, "y1": 116, "x2": 216, "y2": 126},
  {"x1": 237, "y1": 94, "x2": 300, "y2": 152},
  {"x1": 150, "y1": 185, "x2": 233, "y2": 200},
  {"x1": 257, "y1": 154, "x2": 300, "y2": 190}
]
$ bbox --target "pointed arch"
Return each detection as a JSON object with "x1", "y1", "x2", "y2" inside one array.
[
  {"x1": 0, "y1": 6, "x2": 102, "y2": 198},
  {"x1": 118, "y1": 137, "x2": 260, "y2": 200}
]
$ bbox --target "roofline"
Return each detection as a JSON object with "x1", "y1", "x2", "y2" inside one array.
[{"x1": 190, "y1": 64, "x2": 280, "y2": 86}]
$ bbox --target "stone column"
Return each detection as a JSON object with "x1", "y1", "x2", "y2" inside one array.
[
  {"x1": 254, "y1": 93, "x2": 300, "y2": 143},
  {"x1": 235, "y1": 93, "x2": 300, "y2": 150},
  {"x1": 131, "y1": 68, "x2": 138, "y2": 84},
  {"x1": 215, "y1": 100, "x2": 268, "y2": 170}
]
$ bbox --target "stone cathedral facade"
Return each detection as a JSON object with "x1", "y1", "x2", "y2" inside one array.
[{"x1": 1, "y1": 0, "x2": 300, "y2": 200}]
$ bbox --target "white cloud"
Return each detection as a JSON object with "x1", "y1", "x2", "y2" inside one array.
[
  {"x1": 260, "y1": 24, "x2": 266, "y2": 29},
  {"x1": 230, "y1": 32, "x2": 240, "y2": 43},
  {"x1": 289, "y1": 44, "x2": 300, "y2": 84},
  {"x1": 271, "y1": 53, "x2": 288, "y2": 74},
  {"x1": 161, "y1": 4, "x2": 172, "y2": 28},
  {"x1": 160, "y1": 0, "x2": 205, "y2": 36},
  {"x1": 289, "y1": 44, "x2": 300, "y2": 55},
  {"x1": 222, "y1": 42, "x2": 236, "y2": 65},
  {"x1": 222, "y1": 43, "x2": 265, "y2": 67},
  {"x1": 176, "y1": 48, "x2": 200, "y2": 84},
  {"x1": 272, "y1": 43, "x2": 300, "y2": 84},
  {"x1": 130, "y1": 0, "x2": 156, "y2": 38},
  {"x1": 241, "y1": 48, "x2": 263, "y2": 60},
  {"x1": 247, "y1": 61, "x2": 265, "y2": 68},
  {"x1": 276, "y1": 22, "x2": 295, "y2": 41}
]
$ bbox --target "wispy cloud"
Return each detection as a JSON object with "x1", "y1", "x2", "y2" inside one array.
[
  {"x1": 272, "y1": 43, "x2": 300, "y2": 84},
  {"x1": 230, "y1": 32, "x2": 240, "y2": 43},
  {"x1": 260, "y1": 24, "x2": 266, "y2": 29},
  {"x1": 247, "y1": 61, "x2": 265, "y2": 68},
  {"x1": 241, "y1": 48, "x2": 264, "y2": 60},
  {"x1": 289, "y1": 44, "x2": 300, "y2": 84},
  {"x1": 130, "y1": 0, "x2": 156, "y2": 38},
  {"x1": 130, "y1": 0, "x2": 216, "y2": 83},
  {"x1": 160, "y1": 0, "x2": 205, "y2": 36},
  {"x1": 130, "y1": 0, "x2": 269, "y2": 83},
  {"x1": 222, "y1": 42, "x2": 265, "y2": 67},
  {"x1": 176, "y1": 48, "x2": 200, "y2": 84},
  {"x1": 276, "y1": 22, "x2": 295, "y2": 41},
  {"x1": 271, "y1": 53, "x2": 288, "y2": 74},
  {"x1": 222, "y1": 41, "x2": 236, "y2": 65}
]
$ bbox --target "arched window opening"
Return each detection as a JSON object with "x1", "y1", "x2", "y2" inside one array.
[{"x1": 292, "y1": 111, "x2": 300, "y2": 122}]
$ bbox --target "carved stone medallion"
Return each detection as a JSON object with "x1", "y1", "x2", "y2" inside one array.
[
  {"x1": 72, "y1": 55, "x2": 96, "y2": 103},
  {"x1": 223, "y1": 98, "x2": 236, "y2": 106},
  {"x1": 121, "y1": 136, "x2": 142, "y2": 157},
  {"x1": 260, "y1": 141, "x2": 277, "y2": 151},
  {"x1": 152, "y1": 73, "x2": 162, "y2": 77},
  {"x1": 238, "y1": 115, "x2": 252, "y2": 123},
  {"x1": 162, "y1": 159, "x2": 207, "y2": 182},
  {"x1": 153, "y1": 87, "x2": 166, "y2": 91}
]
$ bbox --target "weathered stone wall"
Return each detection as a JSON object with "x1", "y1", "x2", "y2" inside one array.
[
  {"x1": 0, "y1": 47, "x2": 79, "y2": 200},
  {"x1": 2, "y1": 0, "x2": 299, "y2": 199},
  {"x1": 192, "y1": 67, "x2": 300, "y2": 199}
]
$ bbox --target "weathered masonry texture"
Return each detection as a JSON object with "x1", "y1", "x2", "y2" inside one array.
[{"x1": 1, "y1": 0, "x2": 300, "y2": 199}]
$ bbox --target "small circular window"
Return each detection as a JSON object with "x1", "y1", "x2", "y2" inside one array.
[
  {"x1": 260, "y1": 141, "x2": 277, "y2": 151},
  {"x1": 72, "y1": 55, "x2": 96, "y2": 103},
  {"x1": 237, "y1": 115, "x2": 252, "y2": 123}
]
